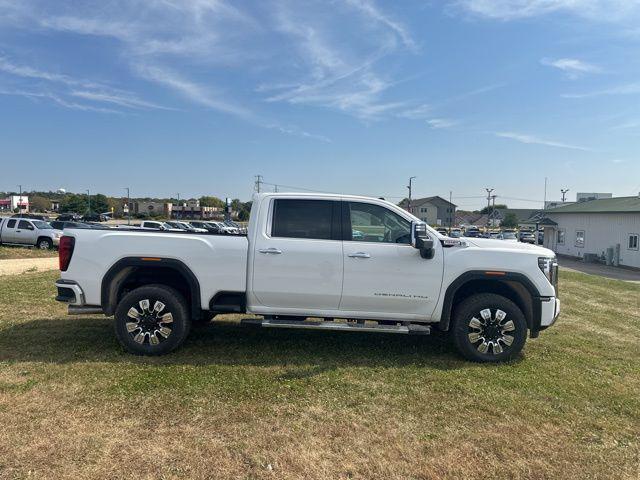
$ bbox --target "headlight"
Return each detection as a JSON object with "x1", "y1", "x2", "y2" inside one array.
[{"x1": 538, "y1": 256, "x2": 559, "y2": 294}]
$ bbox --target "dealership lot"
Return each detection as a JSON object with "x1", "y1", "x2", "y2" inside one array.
[{"x1": 0, "y1": 269, "x2": 637, "y2": 479}]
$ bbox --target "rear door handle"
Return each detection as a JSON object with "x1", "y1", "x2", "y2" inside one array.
[
  {"x1": 348, "y1": 252, "x2": 371, "y2": 258},
  {"x1": 259, "y1": 248, "x2": 283, "y2": 254}
]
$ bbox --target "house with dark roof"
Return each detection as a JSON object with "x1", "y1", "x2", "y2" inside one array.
[
  {"x1": 400, "y1": 196, "x2": 456, "y2": 227},
  {"x1": 541, "y1": 196, "x2": 640, "y2": 268}
]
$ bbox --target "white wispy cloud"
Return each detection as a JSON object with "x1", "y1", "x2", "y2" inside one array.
[
  {"x1": 561, "y1": 82, "x2": 640, "y2": 98},
  {"x1": 0, "y1": 56, "x2": 170, "y2": 111},
  {"x1": 69, "y1": 90, "x2": 173, "y2": 111},
  {"x1": 541, "y1": 57, "x2": 601, "y2": 78},
  {"x1": 495, "y1": 131, "x2": 591, "y2": 151},
  {"x1": 453, "y1": 0, "x2": 640, "y2": 22},
  {"x1": 133, "y1": 63, "x2": 254, "y2": 119},
  {"x1": 398, "y1": 104, "x2": 431, "y2": 120},
  {"x1": 343, "y1": 0, "x2": 416, "y2": 49},
  {"x1": 427, "y1": 118, "x2": 457, "y2": 129},
  {"x1": 0, "y1": 88, "x2": 122, "y2": 114}
]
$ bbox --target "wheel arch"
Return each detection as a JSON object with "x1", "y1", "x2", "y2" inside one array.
[
  {"x1": 439, "y1": 271, "x2": 542, "y2": 335},
  {"x1": 101, "y1": 257, "x2": 201, "y2": 321}
]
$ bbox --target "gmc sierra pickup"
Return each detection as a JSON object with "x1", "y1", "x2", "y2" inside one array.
[{"x1": 55, "y1": 193, "x2": 560, "y2": 362}]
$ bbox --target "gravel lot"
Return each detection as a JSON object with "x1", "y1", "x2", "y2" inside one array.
[{"x1": 0, "y1": 257, "x2": 58, "y2": 276}]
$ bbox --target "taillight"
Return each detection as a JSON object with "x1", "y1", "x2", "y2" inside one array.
[{"x1": 59, "y1": 236, "x2": 75, "y2": 271}]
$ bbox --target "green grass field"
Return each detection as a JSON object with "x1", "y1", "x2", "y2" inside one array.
[
  {"x1": 0, "y1": 270, "x2": 638, "y2": 479},
  {"x1": 0, "y1": 245, "x2": 57, "y2": 260}
]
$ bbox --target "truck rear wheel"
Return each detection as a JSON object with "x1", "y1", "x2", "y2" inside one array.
[
  {"x1": 114, "y1": 285, "x2": 191, "y2": 355},
  {"x1": 451, "y1": 293, "x2": 527, "y2": 363}
]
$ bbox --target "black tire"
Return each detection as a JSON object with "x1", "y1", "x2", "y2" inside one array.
[
  {"x1": 451, "y1": 293, "x2": 527, "y2": 363},
  {"x1": 37, "y1": 237, "x2": 53, "y2": 250},
  {"x1": 114, "y1": 284, "x2": 191, "y2": 356}
]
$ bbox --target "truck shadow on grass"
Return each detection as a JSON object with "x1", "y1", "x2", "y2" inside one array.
[{"x1": 0, "y1": 317, "x2": 499, "y2": 369}]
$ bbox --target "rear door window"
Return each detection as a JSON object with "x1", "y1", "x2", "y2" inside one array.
[
  {"x1": 271, "y1": 199, "x2": 337, "y2": 240},
  {"x1": 7, "y1": 219, "x2": 16, "y2": 228}
]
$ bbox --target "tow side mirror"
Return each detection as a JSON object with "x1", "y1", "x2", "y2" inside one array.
[{"x1": 411, "y1": 222, "x2": 435, "y2": 259}]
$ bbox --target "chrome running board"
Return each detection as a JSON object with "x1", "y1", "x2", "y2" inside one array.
[{"x1": 241, "y1": 318, "x2": 430, "y2": 335}]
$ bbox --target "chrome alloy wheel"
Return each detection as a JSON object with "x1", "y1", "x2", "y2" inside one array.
[
  {"x1": 125, "y1": 299, "x2": 174, "y2": 345},
  {"x1": 467, "y1": 308, "x2": 516, "y2": 355}
]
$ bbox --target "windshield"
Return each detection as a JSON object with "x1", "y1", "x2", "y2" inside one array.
[{"x1": 33, "y1": 220, "x2": 53, "y2": 229}]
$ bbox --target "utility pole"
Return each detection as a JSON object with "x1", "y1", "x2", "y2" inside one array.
[
  {"x1": 449, "y1": 190, "x2": 453, "y2": 233},
  {"x1": 491, "y1": 194, "x2": 497, "y2": 227},
  {"x1": 176, "y1": 193, "x2": 180, "y2": 220},
  {"x1": 561, "y1": 188, "x2": 569, "y2": 203},
  {"x1": 485, "y1": 188, "x2": 494, "y2": 224},
  {"x1": 124, "y1": 187, "x2": 130, "y2": 225},
  {"x1": 18, "y1": 184, "x2": 22, "y2": 213},
  {"x1": 407, "y1": 176, "x2": 416, "y2": 212},
  {"x1": 86, "y1": 189, "x2": 90, "y2": 214},
  {"x1": 543, "y1": 177, "x2": 548, "y2": 209},
  {"x1": 255, "y1": 175, "x2": 263, "y2": 193}
]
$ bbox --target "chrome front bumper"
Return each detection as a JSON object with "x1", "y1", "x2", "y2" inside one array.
[{"x1": 540, "y1": 296, "x2": 560, "y2": 327}]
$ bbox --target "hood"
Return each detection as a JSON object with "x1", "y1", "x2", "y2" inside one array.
[{"x1": 463, "y1": 237, "x2": 554, "y2": 256}]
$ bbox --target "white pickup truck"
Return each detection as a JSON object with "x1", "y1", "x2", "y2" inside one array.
[
  {"x1": 0, "y1": 217, "x2": 63, "y2": 249},
  {"x1": 55, "y1": 193, "x2": 560, "y2": 362}
]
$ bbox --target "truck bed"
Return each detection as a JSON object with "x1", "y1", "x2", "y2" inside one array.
[{"x1": 60, "y1": 228, "x2": 248, "y2": 310}]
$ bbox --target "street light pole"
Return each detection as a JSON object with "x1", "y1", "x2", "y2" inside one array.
[
  {"x1": 18, "y1": 184, "x2": 22, "y2": 214},
  {"x1": 561, "y1": 188, "x2": 569, "y2": 203},
  {"x1": 86, "y1": 189, "x2": 90, "y2": 214},
  {"x1": 407, "y1": 176, "x2": 416, "y2": 212},
  {"x1": 125, "y1": 187, "x2": 130, "y2": 225},
  {"x1": 176, "y1": 193, "x2": 180, "y2": 220}
]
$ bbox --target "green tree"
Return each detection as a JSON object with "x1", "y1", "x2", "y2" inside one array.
[
  {"x1": 199, "y1": 196, "x2": 225, "y2": 208},
  {"x1": 29, "y1": 195, "x2": 51, "y2": 212},
  {"x1": 480, "y1": 204, "x2": 508, "y2": 214},
  {"x1": 92, "y1": 194, "x2": 110, "y2": 213},
  {"x1": 501, "y1": 212, "x2": 519, "y2": 228},
  {"x1": 60, "y1": 194, "x2": 90, "y2": 214}
]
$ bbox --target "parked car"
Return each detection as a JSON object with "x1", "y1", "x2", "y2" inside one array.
[
  {"x1": 463, "y1": 229, "x2": 482, "y2": 238},
  {"x1": 223, "y1": 220, "x2": 247, "y2": 234},
  {"x1": 519, "y1": 231, "x2": 536, "y2": 244},
  {"x1": 55, "y1": 192, "x2": 560, "y2": 363},
  {"x1": 11, "y1": 213, "x2": 49, "y2": 220},
  {"x1": 50, "y1": 221, "x2": 94, "y2": 230},
  {"x1": 0, "y1": 218, "x2": 62, "y2": 249},
  {"x1": 189, "y1": 221, "x2": 221, "y2": 233},
  {"x1": 436, "y1": 227, "x2": 448, "y2": 236},
  {"x1": 449, "y1": 228, "x2": 462, "y2": 238},
  {"x1": 140, "y1": 221, "x2": 183, "y2": 232},
  {"x1": 165, "y1": 221, "x2": 208, "y2": 233},
  {"x1": 82, "y1": 213, "x2": 108, "y2": 222},
  {"x1": 498, "y1": 231, "x2": 518, "y2": 242},
  {"x1": 211, "y1": 221, "x2": 239, "y2": 234},
  {"x1": 56, "y1": 213, "x2": 82, "y2": 222}
]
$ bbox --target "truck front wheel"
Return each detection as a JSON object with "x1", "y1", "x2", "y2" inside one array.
[
  {"x1": 451, "y1": 293, "x2": 527, "y2": 363},
  {"x1": 114, "y1": 285, "x2": 191, "y2": 355}
]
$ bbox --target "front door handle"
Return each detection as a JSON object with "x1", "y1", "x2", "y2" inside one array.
[
  {"x1": 348, "y1": 252, "x2": 371, "y2": 258},
  {"x1": 259, "y1": 248, "x2": 283, "y2": 254}
]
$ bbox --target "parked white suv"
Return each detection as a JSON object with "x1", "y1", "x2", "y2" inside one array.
[
  {"x1": 0, "y1": 217, "x2": 63, "y2": 249},
  {"x1": 55, "y1": 193, "x2": 560, "y2": 363}
]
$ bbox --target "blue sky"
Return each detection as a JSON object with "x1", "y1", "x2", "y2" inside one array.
[{"x1": 1, "y1": 0, "x2": 639, "y2": 209}]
